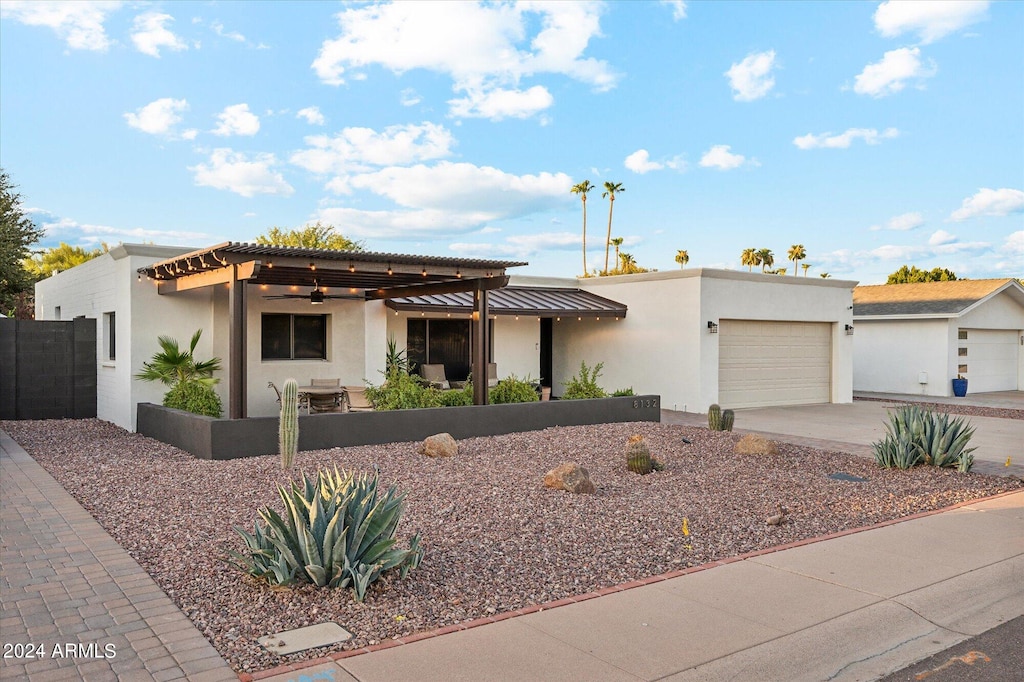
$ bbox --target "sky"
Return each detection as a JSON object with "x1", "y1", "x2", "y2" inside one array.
[{"x1": 1, "y1": 0, "x2": 1022, "y2": 285}]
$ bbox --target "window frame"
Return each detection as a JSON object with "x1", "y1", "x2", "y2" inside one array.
[{"x1": 261, "y1": 313, "x2": 328, "y2": 361}]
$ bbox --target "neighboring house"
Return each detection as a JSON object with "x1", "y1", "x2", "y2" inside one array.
[
  {"x1": 853, "y1": 279, "x2": 1024, "y2": 396},
  {"x1": 35, "y1": 242, "x2": 856, "y2": 430}
]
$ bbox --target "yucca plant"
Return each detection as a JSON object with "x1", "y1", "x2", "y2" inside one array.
[{"x1": 226, "y1": 468, "x2": 423, "y2": 601}]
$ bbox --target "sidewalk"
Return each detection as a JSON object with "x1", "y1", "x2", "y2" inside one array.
[{"x1": 0, "y1": 431, "x2": 236, "y2": 682}]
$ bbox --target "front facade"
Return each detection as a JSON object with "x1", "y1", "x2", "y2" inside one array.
[
  {"x1": 36, "y1": 243, "x2": 857, "y2": 430},
  {"x1": 853, "y1": 279, "x2": 1024, "y2": 396}
]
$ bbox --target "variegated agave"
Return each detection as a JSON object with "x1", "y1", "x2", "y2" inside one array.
[
  {"x1": 873, "y1": 405, "x2": 977, "y2": 473},
  {"x1": 226, "y1": 468, "x2": 423, "y2": 601}
]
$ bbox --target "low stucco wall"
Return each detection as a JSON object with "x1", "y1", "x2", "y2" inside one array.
[{"x1": 137, "y1": 395, "x2": 662, "y2": 460}]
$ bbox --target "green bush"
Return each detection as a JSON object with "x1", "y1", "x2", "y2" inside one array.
[
  {"x1": 612, "y1": 387, "x2": 634, "y2": 396},
  {"x1": 163, "y1": 380, "x2": 223, "y2": 418},
  {"x1": 438, "y1": 386, "x2": 473, "y2": 407},
  {"x1": 562, "y1": 361, "x2": 607, "y2": 400},
  {"x1": 490, "y1": 374, "x2": 539, "y2": 404},
  {"x1": 872, "y1": 405, "x2": 976, "y2": 472},
  {"x1": 227, "y1": 468, "x2": 422, "y2": 601},
  {"x1": 365, "y1": 369, "x2": 428, "y2": 410}
]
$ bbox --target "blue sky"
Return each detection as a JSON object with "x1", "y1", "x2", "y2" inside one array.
[{"x1": 1, "y1": 0, "x2": 1021, "y2": 284}]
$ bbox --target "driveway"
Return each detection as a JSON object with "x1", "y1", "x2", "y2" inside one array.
[{"x1": 663, "y1": 392, "x2": 1024, "y2": 477}]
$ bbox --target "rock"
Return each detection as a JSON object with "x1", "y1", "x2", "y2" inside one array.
[
  {"x1": 766, "y1": 503, "x2": 789, "y2": 526},
  {"x1": 543, "y1": 462, "x2": 596, "y2": 494},
  {"x1": 734, "y1": 434, "x2": 779, "y2": 456},
  {"x1": 418, "y1": 433, "x2": 458, "y2": 458}
]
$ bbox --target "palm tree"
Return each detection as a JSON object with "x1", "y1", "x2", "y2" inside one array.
[
  {"x1": 787, "y1": 244, "x2": 806, "y2": 277},
  {"x1": 801, "y1": 263, "x2": 811, "y2": 277},
  {"x1": 675, "y1": 249, "x2": 689, "y2": 269},
  {"x1": 611, "y1": 237, "x2": 624, "y2": 265},
  {"x1": 757, "y1": 248, "x2": 774, "y2": 272},
  {"x1": 820, "y1": 272, "x2": 831, "y2": 279},
  {"x1": 741, "y1": 248, "x2": 757, "y2": 271},
  {"x1": 570, "y1": 180, "x2": 595, "y2": 276},
  {"x1": 601, "y1": 182, "x2": 625, "y2": 275},
  {"x1": 135, "y1": 329, "x2": 221, "y2": 387},
  {"x1": 619, "y1": 252, "x2": 637, "y2": 273}
]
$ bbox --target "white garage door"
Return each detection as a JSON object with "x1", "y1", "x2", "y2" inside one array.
[
  {"x1": 719, "y1": 320, "x2": 832, "y2": 409},
  {"x1": 962, "y1": 329, "x2": 1018, "y2": 393}
]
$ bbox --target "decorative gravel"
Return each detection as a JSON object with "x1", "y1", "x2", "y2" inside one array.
[
  {"x1": 3, "y1": 418, "x2": 1021, "y2": 674},
  {"x1": 853, "y1": 396, "x2": 1024, "y2": 421}
]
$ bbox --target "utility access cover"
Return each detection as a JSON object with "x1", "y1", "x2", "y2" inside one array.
[
  {"x1": 829, "y1": 472, "x2": 869, "y2": 482},
  {"x1": 259, "y1": 622, "x2": 353, "y2": 655}
]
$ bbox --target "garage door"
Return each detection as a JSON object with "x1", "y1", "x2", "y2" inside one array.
[
  {"x1": 719, "y1": 320, "x2": 832, "y2": 409},
  {"x1": 962, "y1": 329, "x2": 1018, "y2": 393}
]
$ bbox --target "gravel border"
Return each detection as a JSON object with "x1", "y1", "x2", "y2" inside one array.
[
  {"x1": 3, "y1": 418, "x2": 1021, "y2": 674},
  {"x1": 853, "y1": 396, "x2": 1024, "y2": 421}
]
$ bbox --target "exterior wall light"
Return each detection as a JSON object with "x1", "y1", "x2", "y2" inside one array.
[
  {"x1": 845, "y1": 324, "x2": 854, "y2": 335},
  {"x1": 708, "y1": 321, "x2": 718, "y2": 334}
]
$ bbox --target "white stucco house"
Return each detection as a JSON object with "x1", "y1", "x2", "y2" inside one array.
[
  {"x1": 34, "y1": 242, "x2": 856, "y2": 430},
  {"x1": 853, "y1": 279, "x2": 1024, "y2": 396}
]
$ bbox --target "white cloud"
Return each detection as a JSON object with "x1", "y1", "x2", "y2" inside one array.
[
  {"x1": 189, "y1": 149, "x2": 294, "y2": 197},
  {"x1": 928, "y1": 229, "x2": 956, "y2": 245},
  {"x1": 212, "y1": 103, "x2": 260, "y2": 137},
  {"x1": 130, "y1": 12, "x2": 188, "y2": 57},
  {"x1": 0, "y1": 1, "x2": 120, "y2": 51},
  {"x1": 661, "y1": 1, "x2": 687, "y2": 21},
  {"x1": 793, "y1": 127, "x2": 899, "y2": 150},
  {"x1": 874, "y1": 211, "x2": 925, "y2": 231},
  {"x1": 400, "y1": 89, "x2": 422, "y2": 107},
  {"x1": 725, "y1": 50, "x2": 777, "y2": 102},
  {"x1": 450, "y1": 231, "x2": 580, "y2": 259},
  {"x1": 290, "y1": 122, "x2": 455, "y2": 177},
  {"x1": 874, "y1": 1, "x2": 989, "y2": 44},
  {"x1": 699, "y1": 145, "x2": 752, "y2": 171},
  {"x1": 30, "y1": 209, "x2": 209, "y2": 247},
  {"x1": 1004, "y1": 231, "x2": 1024, "y2": 255},
  {"x1": 448, "y1": 85, "x2": 554, "y2": 120},
  {"x1": 211, "y1": 20, "x2": 245, "y2": 42},
  {"x1": 311, "y1": 2, "x2": 616, "y2": 120},
  {"x1": 949, "y1": 188, "x2": 1024, "y2": 222},
  {"x1": 123, "y1": 97, "x2": 189, "y2": 136},
  {"x1": 869, "y1": 238, "x2": 989, "y2": 261},
  {"x1": 853, "y1": 47, "x2": 936, "y2": 98},
  {"x1": 624, "y1": 149, "x2": 663, "y2": 174},
  {"x1": 296, "y1": 107, "x2": 325, "y2": 126}
]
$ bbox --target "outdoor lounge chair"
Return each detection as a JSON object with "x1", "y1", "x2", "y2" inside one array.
[
  {"x1": 488, "y1": 363, "x2": 498, "y2": 388},
  {"x1": 343, "y1": 386, "x2": 374, "y2": 412},
  {"x1": 419, "y1": 364, "x2": 450, "y2": 389}
]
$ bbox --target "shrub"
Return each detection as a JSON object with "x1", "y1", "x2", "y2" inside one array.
[
  {"x1": 490, "y1": 374, "x2": 539, "y2": 404},
  {"x1": 226, "y1": 468, "x2": 422, "y2": 602},
  {"x1": 163, "y1": 380, "x2": 223, "y2": 418},
  {"x1": 562, "y1": 361, "x2": 607, "y2": 400},
  {"x1": 365, "y1": 369, "x2": 428, "y2": 410},
  {"x1": 872, "y1": 405, "x2": 976, "y2": 472},
  {"x1": 612, "y1": 387, "x2": 635, "y2": 397},
  {"x1": 438, "y1": 386, "x2": 473, "y2": 407}
]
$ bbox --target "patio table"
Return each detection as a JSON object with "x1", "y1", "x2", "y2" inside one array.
[{"x1": 296, "y1": 386, "x2": 348, "y2": 413}]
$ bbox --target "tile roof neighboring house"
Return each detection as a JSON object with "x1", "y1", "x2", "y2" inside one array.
[{"x1": 853, "y1": 278, "x2": 1024, "y2": 317}]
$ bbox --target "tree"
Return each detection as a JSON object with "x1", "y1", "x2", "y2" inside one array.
[
  {"x1": 570, "y1": 180, "x2": 595, "y2": 275},
  {"x1": 601, "y1": 182, "x2": 624, "y2": 275},
  {"x1": 675, "y1": 249, "x2": 689, "y2": 269},
  {"x1": 135, "y1": 329, "x2": 222, "y2": 387},
  {"x1": 1, "y1": 169, "x2": 45, "y2": 317},
  {"x1": 617, "y1": 252, "x2": 648, "y2": 274},
  {"x1": 255, "y1": 221, "x2": 364, "y2": 251},
  {"x1": 886, "y1": 265, "x2": 958, "y2": 284},
  {"x1": 23, "y1": 242, "x2": 107, "y2": 280},
  {"x1": 740, "y1": 248, "x2": 757, "y2": 272},
  {"x1": 787, "y1": 244, "x2": 806, "y2": 276},
  {"x1": 611, "y1": 237, "x2": 624, "y2": 266},
  {"x1": 757, "y1": 248, "x2": 774, "y2": 272},
  {"x1": 801, "y1": 263, "x2": 811, "y2": 277},
  {"x1": 820, "y1": 272, "x2": 831, "y2": 279}
]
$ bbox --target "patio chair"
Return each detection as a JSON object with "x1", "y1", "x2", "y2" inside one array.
[
  {"x1": 488, "y1": 363, "x2": 499, "y2": 388},
  {"x1": 343, "y1": 386, "x2": 374, "y2": 412},
  {"x1": 268, "y1": 381, "x2": 307, "y2": 411},
  {"x1": 308, "y1": 378, "x2": 343, "y2": 413},
  {"x1": 419, "y1": 364, "x2": 450, "y2": 389}
]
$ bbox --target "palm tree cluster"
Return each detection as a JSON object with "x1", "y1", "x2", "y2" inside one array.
[
  {"x1": 571, "y1": 180, "x2": 626, "y2": 276},
  {"x1": 741, "y1": 245, "x2": 812, "y2": 276}
]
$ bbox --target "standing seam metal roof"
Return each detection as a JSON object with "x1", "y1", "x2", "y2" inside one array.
[{"x1": 385, "y1": 287, "x2": 627, "y2": 317}]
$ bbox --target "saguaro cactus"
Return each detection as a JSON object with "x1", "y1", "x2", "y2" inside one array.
[{"x1": 280, "y1": 378, "x2": 299, "y2": 469}]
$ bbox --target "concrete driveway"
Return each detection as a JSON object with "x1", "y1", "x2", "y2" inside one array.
[{"x1": 663, "y1": 391, "x2": 1024, "y2": 477}]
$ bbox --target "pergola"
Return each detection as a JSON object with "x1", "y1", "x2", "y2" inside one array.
[{"x1": 138, "y1": 242, "x2": 527, "y2": 417}]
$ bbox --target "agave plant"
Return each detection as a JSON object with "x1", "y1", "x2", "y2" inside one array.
[
  {"x1": 872, "y1": 405, "x2": 977, "y2": 472},
  {"x1": 226, "y1": 468, "x2": 422, "y2": 601}
]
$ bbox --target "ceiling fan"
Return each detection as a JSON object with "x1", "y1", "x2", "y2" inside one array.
[{"x1": 263, "y1": 280, "x2": 362, "y2": 305}]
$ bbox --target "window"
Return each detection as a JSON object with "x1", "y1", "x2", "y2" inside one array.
[
  {"x1": 958, "y1": 347, "x2": 968, "y2": 357},
  {"x1": 54, "y1": 306, "x2": 61, "y2": 320},
  {"x1": 104, "y1": 312, "x2": 116, "y2": 361},
  {"x1": 407, "y1": 318, "x2": 492, "y2": 382},
  {"x1": 262, "y1": 314, "x2": 327, "y2": 360},
  {"x1": 958, "y1": 329, "x2": 968, "y2": 340},
  {"x1": 958, "y1": 364, "x2": 968, "y2": 374}
]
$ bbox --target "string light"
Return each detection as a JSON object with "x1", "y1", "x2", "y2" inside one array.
[
  {"x1": 422, "y1": 266, "x2": 427, "y2": 276},
  {"x1": 310, "y1": 262, "x2": 316, "y2": 271},
  {"x1": 349, "y1": 263, "x2": 355, "y2": 273},
  {"x1": 387, "y1": 264, "x2": 393, "y2": 276}
]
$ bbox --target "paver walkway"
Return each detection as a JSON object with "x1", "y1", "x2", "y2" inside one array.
[{"x1": 0, "y1": 431, "x2": 236, "y2": 682}]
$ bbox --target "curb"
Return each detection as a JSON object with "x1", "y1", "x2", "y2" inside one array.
[{"x1": 238, "y1": 486, "x2": 1022, "y2": 681}]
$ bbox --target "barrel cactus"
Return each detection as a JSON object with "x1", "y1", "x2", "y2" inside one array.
[
  {"x1": 708, "y1": 404, "x2": 722, "y2": 430},
  {"x1": 626, "y1": 434, "x2": 663, "y2": 474},
  {"x1": 279, "y1": 378, "x2": 299, "y2": 469},
  {"x1": 721, "y1": 409, "x2": 735, "y2": 432}
]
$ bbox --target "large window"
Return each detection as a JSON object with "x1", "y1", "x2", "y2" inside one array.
[
  {"x1": 262, "y1": 314, "x2": 327, "y2": 360},
  {"x1": 407, "y1": 318, "x2": 492, "y2": 382}
]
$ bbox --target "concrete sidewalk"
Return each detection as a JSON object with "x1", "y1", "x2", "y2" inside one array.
[{"x1": 254, "y1": 491, "x2": 1024, "y2": 682}]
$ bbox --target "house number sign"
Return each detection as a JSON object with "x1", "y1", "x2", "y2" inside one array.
[{"x1": 632, "y1": 398, "x2": 658, "y2": 409}]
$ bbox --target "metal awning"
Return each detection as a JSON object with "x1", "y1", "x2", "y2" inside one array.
[{"x1": 385, "y1": 287, "x2": 627, "y2": 318}]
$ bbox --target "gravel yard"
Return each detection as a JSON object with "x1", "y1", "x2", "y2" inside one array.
[
  {"x1": 3, "y1": 418, "x2": 1020, "y2": 674},
  {"x1": 853, "y1": 396, "x2": 1024, "y2": 421}
]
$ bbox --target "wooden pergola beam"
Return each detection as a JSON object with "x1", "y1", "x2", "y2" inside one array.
[
  {"x1": 156, "y1": 261, "x2": 260, "y2": 294},
  {"x1": 363, "y1": 275, "x2": 509, "y2": 301}
]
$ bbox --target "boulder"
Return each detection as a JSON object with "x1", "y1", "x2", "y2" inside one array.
[
  {"x1": 419, "y1": 433, "x2": 458, "y2": 458},
  {"x1": 734, "y1": 434, "x2": 779, "y2": 456},
  {"x1": 543, "y1": 462, "x2": 596, "y2": 494}
]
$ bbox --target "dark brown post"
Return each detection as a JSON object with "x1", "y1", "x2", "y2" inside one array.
[
  {"x1": 228, "y1": 265, "x2": 247, "y2": 418},
  {"x1": 472, "y1": 284, "x2": 489, "y2": 406}
]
